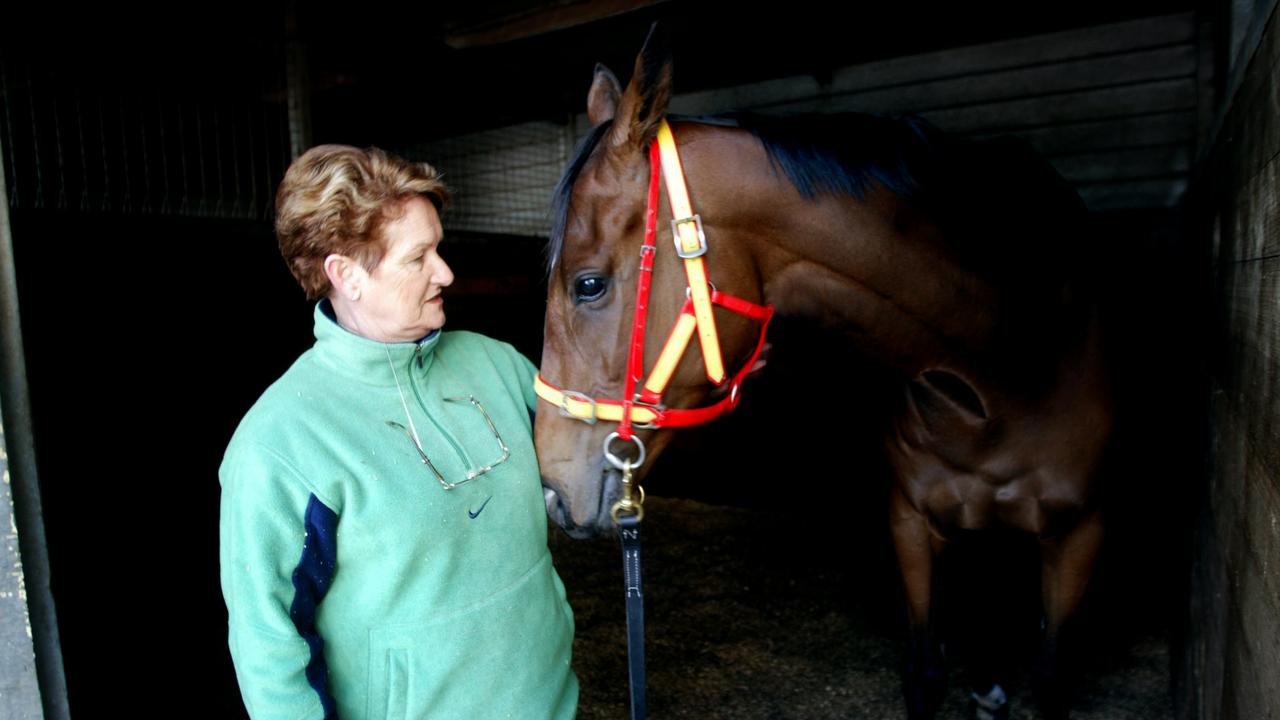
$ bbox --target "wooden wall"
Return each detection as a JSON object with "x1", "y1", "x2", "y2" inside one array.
[
  {"x1": 1178, "y1": 3, "x2": 1280, "y2": 719},
  {"x1": 667, "y1": 13, "x2": 1205, "y2": 212},
  {"x1": 414, "y1": 13, "x2": 1207, "y2": 239}
]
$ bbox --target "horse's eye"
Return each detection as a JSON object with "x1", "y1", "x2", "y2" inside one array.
[{"x1": 573, "y1": 275, "x2": 608, "y2": 303}]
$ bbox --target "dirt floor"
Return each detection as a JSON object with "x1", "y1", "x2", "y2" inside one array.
[{"x1": 549, "y1": 496, "x2": 1174, "y2": 720}]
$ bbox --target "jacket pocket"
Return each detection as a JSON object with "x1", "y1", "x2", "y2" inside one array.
[
  {"x1": 384, "y1": 648, "x2": 409, "y2": 720},
  {"x1": 364, "y1": 555, "x2": 576, "y2": 719}
]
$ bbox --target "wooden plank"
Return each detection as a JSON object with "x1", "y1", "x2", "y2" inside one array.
[
  {"x1": 443, "y1": 0, "x2": 670, "y2": 48},
  {"x1": 1210, "y1": 389, "x2": 1254, "y2": 542},
  {"x1": 670, "y1": 13, "x2": 1195, "y2": 114},
  {"x1": 1200, "y1": 11, "x2": 1280, "y2": 717},
  {"x1": 1216, "y1": 379, "x2": 1280, "y2": 521},
  {"x1": 1227, "y1": 154, "x2": 1280, "y2": 263},
  {"x1": 1196, "y1": 20, "x2": 1216, "y2": 158},
  {"x1": 1186, "y1": 488, "x2": 1229, "y2": 719},
  {"x1": 1048, "y1": 145, "x2": 1191, "y2": 183},
  {"x1": 1221, "y1": 580, "x2": 1274, "y2": 720},
  {"x1": 763, "y1": 45, "x2": 1197, "y2": 116},
  {"x1": 827, "y1": 14, "x2": 1196, "y2": 93},
  {"x1": 1238, "y1": 451, "x2": 1280, "y2": 596},
  {"x1": 1234, "y1": 499, "x2": 1280, "y2": 720},
  {"x1": 406, "y1": 123, "x2": 565, "y2": 165},
  {"x1": 1226, "y1": 35, "x2": 1280, "y2": 183},
  {"x1": 1220, "y1": 260, "x2": 1280, "y2": 483},
  {"x1": 1075, "y1": 178, "x2": 1188, "y2": 209},
  {"x1": 1208, "y1": 1, "x2": 1280, "y2": 175},
  {"x1": 669, "y1": 76, "x2": 824, "y2": 116},
  {"x1": 919, "y1": 78, "x2": 1197, "y2": 134},
  {"x1": 969, "y1": 113, "x2": 1194, "y2": 155},
  {"x1": 1210, "y1": 404, "x2": 1280, "y2": 720}
]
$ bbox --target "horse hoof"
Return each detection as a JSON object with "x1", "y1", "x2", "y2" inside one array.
[{"x1": 969, "y1": 683, "x2": 1009, "y2": 720}]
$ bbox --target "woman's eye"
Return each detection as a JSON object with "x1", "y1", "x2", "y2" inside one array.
[{"x1": 573, "y1": 276, "x2": 608, "y2": 303}]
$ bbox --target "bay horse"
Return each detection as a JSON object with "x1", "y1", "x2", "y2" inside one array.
[{"x1": 534, "y1": 27, "x2": 1111, "y2": 720}]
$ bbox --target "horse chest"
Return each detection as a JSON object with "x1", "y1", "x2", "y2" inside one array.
[
  {"x1": 888, "y1": 414, "x2": 1088, "y2": 537},
  {"x1": 919, "y1": 474, "x2": 1074, "y2": 537}
]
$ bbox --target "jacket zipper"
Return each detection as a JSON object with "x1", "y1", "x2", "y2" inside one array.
[{"x1": 406, "y1": 346, "x2": 474, "y2": 470}]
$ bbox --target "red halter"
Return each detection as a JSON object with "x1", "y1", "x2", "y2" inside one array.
[{"x1": 535, "y1": 120, "x2": 774, "y2": 442}]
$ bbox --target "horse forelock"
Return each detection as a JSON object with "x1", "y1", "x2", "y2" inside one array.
[{"x1": 547, "y1": 120, "x2": 615, "y2": 276}]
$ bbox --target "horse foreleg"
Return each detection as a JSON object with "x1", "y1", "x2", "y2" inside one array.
[
  {"x1": 1035, "y1": 509, "x2": 1103, "y2": 720},
  {"x1": 890, "y1": 485, "x2": 947, "y2": 720}
]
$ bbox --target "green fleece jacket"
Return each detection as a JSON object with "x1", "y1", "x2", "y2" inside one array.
[{"x1": 219, "y1": 302, "x2": 577, "y2": 719}]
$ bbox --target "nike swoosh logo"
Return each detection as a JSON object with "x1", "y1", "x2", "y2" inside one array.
[{"x1": 468, "y1": 496, "x2": 493, "y2": 519}]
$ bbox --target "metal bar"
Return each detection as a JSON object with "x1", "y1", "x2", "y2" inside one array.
[
  {"x1": 97, "y1": 93, "x2": 111, "y2": 212},
  {"x1": 0, "y1": 54, "x2": 20, "y2": 208},
  {"x1": 0, "y1": 122, "x2": 71, "y2": 720},
  {"x1": 285, "y1": 0, "x2": 312, "y2": 159}
]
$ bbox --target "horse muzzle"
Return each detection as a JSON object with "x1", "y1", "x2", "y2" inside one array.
[{"x1": 541, "y1": 466, "x2": 623, "y2": 538}]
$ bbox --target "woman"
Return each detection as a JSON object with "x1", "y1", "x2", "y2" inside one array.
[{"x1": 219, "y1": 145, "x2": 578, "y2": 719}]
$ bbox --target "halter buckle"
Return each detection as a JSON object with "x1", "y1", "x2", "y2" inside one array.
[
  {"x1": 671, "y1": 214, "x2": 707, "y2": 258},
  {"x1": 629, "y1": 398, "x2": 665, "y2": 430},
  {"x1": 558, "y1": 390, "x2": 598, "y2": 424}
]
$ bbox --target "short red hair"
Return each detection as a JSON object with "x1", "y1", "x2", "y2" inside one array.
[{"x1": 275, "y1": 145, "x2": 449, "y2": 299}]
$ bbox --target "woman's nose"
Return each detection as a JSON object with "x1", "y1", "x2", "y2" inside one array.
[{"x1": 433, "y1": 257, "x2": 455, "y2": 287}]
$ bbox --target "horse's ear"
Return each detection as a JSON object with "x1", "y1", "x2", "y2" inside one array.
[
  {"x1": 587, "y1": 64, "x2": 622, "y2": 126},
  {"x1": 608, "y1": 23, "x2": 672, "y2": 150}
]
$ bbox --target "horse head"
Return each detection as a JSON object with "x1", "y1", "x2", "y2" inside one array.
[{"x1": 536, "y1": 27, "x2": 770, "y2": 537}]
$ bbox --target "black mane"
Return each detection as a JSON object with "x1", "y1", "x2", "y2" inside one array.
[
  {"x1": 547, "y1": 120, "x2": 613, "y2": 274},
  {"x1": 741, "y1": 112, "x2": 942, "y2": 201}
]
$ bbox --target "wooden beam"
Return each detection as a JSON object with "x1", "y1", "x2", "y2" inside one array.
[
  {"x1": 444, "y1": 0, "x2": 672, "y2": 48},
  {"x1": 670, "y1": 13, "x2": 1196, "y2": 115},
  {"x1": 1074, "y1": 178, "x2": 1188, "y2": 209},
  {"x1": 967, "y1": 113, "x2": 1194, "y2": 155},
  {"x1": 920, "y1": 78, "x2": 1197, "y2": 134}
]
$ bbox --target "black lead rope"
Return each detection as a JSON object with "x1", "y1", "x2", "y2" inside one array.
[{"x1": 618, "y1": 513, "x2": 647, "y2": 720}]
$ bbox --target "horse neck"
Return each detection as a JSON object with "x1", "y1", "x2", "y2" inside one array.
[{"x1": 688, "y1": 138, "x2": 994, "y2": 377}]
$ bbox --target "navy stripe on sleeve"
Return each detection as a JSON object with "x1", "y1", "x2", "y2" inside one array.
[{"x1": 290, "y1": 494, "x2": 340, "y2": 719}]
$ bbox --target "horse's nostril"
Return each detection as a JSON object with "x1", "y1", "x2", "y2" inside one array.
[
  {"x1": 544, "y1": 486, "x2": 588, "y2": 537},
  {"x1": 543, "y1": 487, "x2": 565, "y2": 523}
]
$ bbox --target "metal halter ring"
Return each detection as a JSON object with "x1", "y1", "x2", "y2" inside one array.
[
  {"x1": 603, "y1": 432, "x2": 647, "y2": 471},
  {"x1": 685, "y1": 281, "x2": 717, "y2": 300}
]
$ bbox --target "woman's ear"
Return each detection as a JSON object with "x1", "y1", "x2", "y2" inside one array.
[{"x1": 324, "y1": 253, "x2": 364, "y2": 301}]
